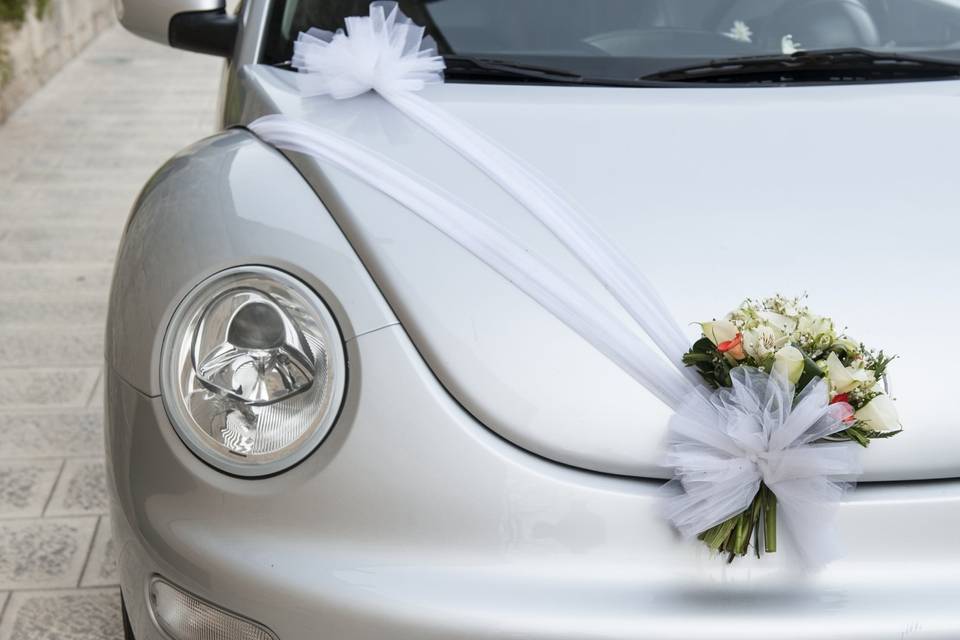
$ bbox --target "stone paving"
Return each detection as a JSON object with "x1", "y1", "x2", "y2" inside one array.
[{"x1": 0, "y1": 25, "x2": 221, "y2": 639}]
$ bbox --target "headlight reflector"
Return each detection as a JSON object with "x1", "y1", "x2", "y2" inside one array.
[
  {"x1": 194, "y1": 288, "x2": 316, "y2": 405},
  {"x1": 161, "y1": 267, "x2": 345, "y2": 476}
]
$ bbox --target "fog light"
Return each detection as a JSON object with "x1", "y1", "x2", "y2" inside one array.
[{"x1": 150, "y1": 578, "x2": 276, "y2": 640}]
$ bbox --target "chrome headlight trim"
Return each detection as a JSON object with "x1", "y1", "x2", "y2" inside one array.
[{"x1": 160, "y1": 266, "x2": 346, "y2": 477}]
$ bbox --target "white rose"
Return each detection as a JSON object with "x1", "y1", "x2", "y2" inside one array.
[
  {"x1": 855, "y1": 395, "x2": 900, "y2": 432},
  {"x1": 701, "y1": 320, "x2": 738, "y2": 347},
  {"x1": 825, "y1": 352, "x2": 874, "y2": 395},
  {"x1": 772, "y1": 345, "x2": 805, "y2": 385}
]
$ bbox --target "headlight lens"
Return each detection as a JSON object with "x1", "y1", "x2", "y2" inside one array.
[{"x1": 161, "y1": 267, "x2": 345, "y2": 476}]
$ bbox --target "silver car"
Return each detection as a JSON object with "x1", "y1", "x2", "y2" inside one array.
[{"x1": 109, "y1": 1, "x2": 960, "y2": 638}]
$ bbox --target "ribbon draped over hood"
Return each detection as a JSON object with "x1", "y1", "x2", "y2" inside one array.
[{"x1": 249, "y1": 1, "x2": 863, "y2": 567}]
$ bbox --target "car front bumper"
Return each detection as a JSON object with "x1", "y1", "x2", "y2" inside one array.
[{"x1": 108, "y1": 324, "x2": 960, "y2": 640}]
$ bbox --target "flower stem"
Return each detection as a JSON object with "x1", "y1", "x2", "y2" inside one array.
[
  {"x1": 700, "y1": 518, "x2": 736, "y2": 551},
  {"x1": 763, "y1": 485, "x2": 778, "y2": 553},
  {"x1": 733, "y1": 511, "x2": 751, "y2": 555},
  {"x1": 698, "y1": 486, "x2": 777, "y2": 561}
]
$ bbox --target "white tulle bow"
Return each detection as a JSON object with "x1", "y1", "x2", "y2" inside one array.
[
  {"x1": 664, "y1": 368, "x2": 862, "y2": 565},
  {"x1": 292, "y1": 1, "x2": 444, "y2": 99}
]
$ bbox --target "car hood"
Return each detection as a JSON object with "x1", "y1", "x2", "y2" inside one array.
[{"x1": 242, "y1": 66, "x2": 960, "y2": 482}]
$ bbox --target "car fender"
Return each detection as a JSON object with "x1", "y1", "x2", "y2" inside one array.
[{"x1": 107, "y1": 128, "x2": 397, "y2": 396}]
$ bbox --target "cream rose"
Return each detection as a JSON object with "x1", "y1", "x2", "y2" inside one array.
[
  {"x1": 772, "y1": 345, "x2": 805, "y2": 385},
  {"x1": 701, "y1": 320, "x2": 738, "y2": 347},
  {"x1": 825, "y1": 352, "x2": 874, "y2": 395},
  {"x1": 855, "y1": 395, "x2": 900, "y2": 432}
]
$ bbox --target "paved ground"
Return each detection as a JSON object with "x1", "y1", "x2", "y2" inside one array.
[{"x1": 0, "y1": 26, "x2": 221, "y2": 639}]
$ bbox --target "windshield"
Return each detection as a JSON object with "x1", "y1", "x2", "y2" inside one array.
[{"x1": 262, "y1": 0, "x2": 960, "y2": 83}]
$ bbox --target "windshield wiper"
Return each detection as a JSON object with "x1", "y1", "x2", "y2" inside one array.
[
  {"x1": 443, "y1": 56, "x2": 667, "y2": 87},
  {"x1": 443, "y1": 55, "x2": 587, "y2": 84},
  {"x1": 280, "y1": 54, "x2": 656, "y2": 87},
  {"x1": 643, "y1": 48, "x2": 960, "y2": 84}
]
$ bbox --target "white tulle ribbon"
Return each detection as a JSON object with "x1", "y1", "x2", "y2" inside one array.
[
  {"x1": 664, "y1": 368, "x2": 861, "y2": 565},
  {"x1": 250, "y1": 115, "x2": 690, "y2": 408},
  {"x1": 248, "y1": 1, "x2": 862, "y2": 566},
  {"x1": 286, "y1": 1, "x2": 694, "y2": 383}
]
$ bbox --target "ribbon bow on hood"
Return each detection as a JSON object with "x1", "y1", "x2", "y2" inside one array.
[
  {"x1": 292, "y1": 1, "x2": 444, "y2": 99},
  {"x1": 663, "y1": 367, "x2": 862, "y2": 565}
]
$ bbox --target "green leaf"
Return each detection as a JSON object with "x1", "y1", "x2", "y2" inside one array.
[
  {"x1": 842, "y1": 426, "x2": 871, "y2": 447},
  {"x1": 690, "y1": 337, "x2": 717, "y2": 353},
  {"x1": 795, "y1": 348, "x2": 825, "y2": 392},
  {"x1": 861, "y1": 428, "x2": 903, "y2": 440},
  {"x1": 682, "y1": 338, "x2": 735, "y2": 389},
  {"x1": 822, "y1": 424, "x2": 902, "y2": 447},
  {"x1": 681, "y1": 352, "x2": 714, "y2": 365}
]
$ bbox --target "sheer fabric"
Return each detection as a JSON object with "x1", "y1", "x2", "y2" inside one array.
[{"x1": 249, "y1": 1, "x2": 862, "y2": 566}]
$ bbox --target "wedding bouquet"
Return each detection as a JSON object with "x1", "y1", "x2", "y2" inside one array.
[{"x1": 678, "y1": 295, "x2": 901, "y2": 560}]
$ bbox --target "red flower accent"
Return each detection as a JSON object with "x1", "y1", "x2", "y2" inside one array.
[
  {"x1": 717, "y1": 333, "x2": 741, "y2": 352},
  {"x1": 830, "y1": 393, "x2": 849, "y2": 405},
  {"x1": 717, "y1": 332, "x2": 746, "y2": 361}
]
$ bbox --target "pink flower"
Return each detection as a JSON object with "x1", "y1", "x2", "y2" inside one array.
[{"x1": 829, "y1": 397, "x2": 857, "y2": 425}]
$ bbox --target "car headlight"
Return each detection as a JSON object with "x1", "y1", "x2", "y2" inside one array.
[{"x1": 161, "y1": 266, "x2": 346, "y2": 476}]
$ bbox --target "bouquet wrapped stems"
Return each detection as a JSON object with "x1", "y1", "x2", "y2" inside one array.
[
  {"x1": 677, "y1": 295, "x2": 902, "y2": 562},
  {"x1": 698, "y1": 485, "x2": 778, "y2": 561}
]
